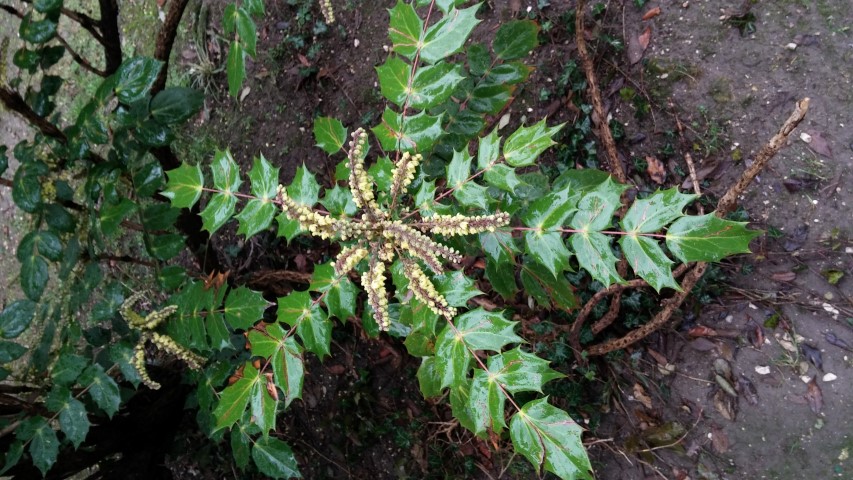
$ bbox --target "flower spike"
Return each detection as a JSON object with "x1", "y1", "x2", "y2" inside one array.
[
  {"x1": 362, "y1": 249, "x2": 391, "y2": 331},
  {"x1": 347, "y1": 129, "x2": 380, "y2": 215},
  {"x1": 389, "y1": 152, "x2": 421, "y2": 202}
]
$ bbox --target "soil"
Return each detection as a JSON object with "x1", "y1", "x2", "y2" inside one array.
[{"x1": 2, "y1": 0, "x2": 852, "y2": 479}]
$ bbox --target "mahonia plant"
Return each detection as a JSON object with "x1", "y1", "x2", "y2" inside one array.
[{"x1": 160, "y1": 1, "x2": 760, "y2": 479}]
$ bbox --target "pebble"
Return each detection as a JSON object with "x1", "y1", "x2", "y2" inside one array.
[
  {"x1": 823, "y1": 373, "x2": 837, "y2": 382},
  {"x1": 800, "y1": 132, "x2": 812, "y2": 143},
  {"x1": 785, "y1": 42, "x2": 798, "y2": 50},
  {"x1": 755, "y1": 365, "x2": 771, "y2": 375}
]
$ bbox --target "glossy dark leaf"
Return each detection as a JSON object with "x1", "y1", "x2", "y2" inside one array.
[
  {"x1": 114, "y1": 57, "x2": 163, "y2": 104},
  {"x1": 150, "y1": 87, "x2": 204, "y2": 124},
  {"x1": 493, "y1": 20, "x2": 540, "y2": 60}
]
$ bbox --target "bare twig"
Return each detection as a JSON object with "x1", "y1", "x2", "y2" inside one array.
[{"x1": 152, "y1": 0, "x2": 191, "y2": 93}]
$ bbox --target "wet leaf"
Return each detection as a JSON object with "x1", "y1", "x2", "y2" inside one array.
[
  {"x1": 804, "y1": 376, "x2": 822, "y2": 414},
  {"x1": 641, "y1": 421, "x2": 686, "y2": 447},
  {"x1": 800, "y1": 344, "x2": 823, "y2": 371},
  {"x1": 688, "y1": 325, "x2": 718, "y2": 338},
  {"x1": 824, "y1": 332, "x2": 853, "y2": 352},
  {"x1": 804, "y1": 130, "x2": 833, "y2": 159},
  {"x1": 645, "y1": 156, "x2": 666, "y2": 184},
  {"x1": 710, "y1": 425, "x2": 729, "y2": 454},
  {"x1": 782, "y1": 175, "x2": 820, "y2": 193},
  {"x1": 713, "y1": 389, "x2": 737, "y2": 421},
  {"x1": 746, "y1": 319, "x2": 765, "y2": 349},
  {"x1": 642, "y1": 7, "x2": 661, "y2": 20}
]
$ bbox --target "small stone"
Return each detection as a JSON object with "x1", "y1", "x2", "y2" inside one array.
[
  {"x1": 822, "y1": 373, "x2": 837, "y2": 382},
  {"x1": 785, "y1": 42, "x2": 798, "y2": 50},
  {"x1": 755, "y1": 365, "x2": 771, "y2": 375},
  {"x1": 800, "y1": 375, "x2": 812, "y2": 384},
  {"x1": 800, "y1": 132, "x2": 812, "y2": 143}
]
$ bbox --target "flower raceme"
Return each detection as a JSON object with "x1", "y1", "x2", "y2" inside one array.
[{"x1": 275, "y1": 128, "x2": 510, "y2": 330}]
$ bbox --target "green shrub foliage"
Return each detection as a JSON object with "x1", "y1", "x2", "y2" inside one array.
[{"x1": 0, "y1": 1, "x2": 759, "y2": 478}]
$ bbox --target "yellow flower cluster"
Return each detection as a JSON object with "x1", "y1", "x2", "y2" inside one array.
[
  {"x1": 148, "y1": 332, "x2": 205, "y2": 370},
  {"x1": 382, "y1": 220, "x2": 462, "y2": 272},
  {"x1": 389, "y1": 152, "x2": 422, "y2": 201},
  {"x1": 362, "y1": 253, "x2": 390, "y2": 330},
  {"x1": 319, "y1": 0, "x2": 335, "y2": 24},
  {"x1": 133, "y1": 342, "x2": 161, "y2": 390},
  {"x1": 403, "y1": 259, "x2": 457, "y2": 319},
  {"x1": 277, "y1": 185, "x2": 338, "y2": 239},
  {"x1": 420, "y1": 212, "x2": 511, "y2": 236},
  {"x1": 347, "y1": 129, "x2": 381, "y2": 215},
  {"x1": 334, "y1": 244, "x2": 369, "y2": 275}
]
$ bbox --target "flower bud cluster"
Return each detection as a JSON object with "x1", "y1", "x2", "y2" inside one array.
[
  {"x1": 334, "y1": 244, "x2": 368, "y2": 275},
  {"x1": 389, "y1": 152, "x2": 422, "y2": 201},
  {"x1": 382, "y1": 221, "x2": 462, "y2": 272},
  {"x1": 133, "y1": 341, "x2": 161, "y2": 390},
  {"x1": 277, "y1": 185, "x2": 338, "y2": 239},
  {"x1": 403, "y1": 259, "x2": 457, "y2": 319},
  {"x1": 362, "y1": 253, "x2": 391, "y2": 331},
  {"x1": 149, "y1": 332, "x2": 205, "y2": 370},
  {"x1": 421, "y1": 212, "x2": 511, "y2": 237},
  {"x1": 347, "y1": 129, "x2": 380, "y2": 215},
  {"x1": 319, "y1": 0, "x2": 335, "y2": 24}
]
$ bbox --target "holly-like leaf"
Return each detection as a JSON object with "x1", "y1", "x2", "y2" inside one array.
[
  {"x1": 236, "y1": 155, "x2": 280, "y2": 237},
  {"x1": 417, "y1": 356, "x2": 442, "y2": 397},
  {"x1": 409, "y1": 62, "x2": 465, "y2": 109},
  {"x1": 451, "y1": 308, "x2": 522, "y2": 351},
  {"x1": 114, "y1": 57, "x2": 163, "y2": 104},
  {"x1": 570, "y1": 232, "x2": 623, "y2": 287},
  {"x1": 201, "y1": 150, "x2": 242, "y2": 234},
  {"x1": 277, "y1": 292, "x2": 331, "y2": 358},
  {"x1": 388, "y1": 0, "x2": 423, "y2": 59},
  {"x1": 446, "y1": 149, "x2": 489, "y2": 210},
  {"x1": 45, "y1": 386, "x2": 90, "y2": 449},
  {"x1": 467, "y1": 83, "x2": 515, "y2": 115},
  {"x1": 486, "y1": 62, "x2": 534, "y2": 84},
  {"x1": 372, "y1": 108, "x2": 444, "y2": 153},
  {"x1": 78, "y1": 365, "x2": 120, "y2": 417},
  {"x1": 100, "y1": 199, "x2": 137, "y2": 236},
  {"x1": 434, "y1": 325, "x2": 472, "y2": 389},
  {"x1": 622, "y1": 188, "x2": 697, "y2": 233},
  {"x1": 200, "y1": 191, "x2": 237, "y2": 234},
  {"x1": 224, "y1": 287, "x2": 271, "y2": 330},
  {"x1": 433, "y1": 270, "x2": 483, "y2": 307},
  {"x1": 666, "y1": 214, "x2": 760, "y2": 262},
  {"x1": 376, "y1": 56, "x2": 410, "y2": 106},
  {"x1": 287, "y1": 165, "x2": 320, "y2": 206},
  {"x1": 491, "y1": 348, "x2": 564, "y2": 393},
  {"x1": 249, "y1": 324, "x2": 304, "y2": 407},
  {"x1": 620, "y1": 235, "x2": 680, "y2": 292},
  {"x1": 368, "y1": 156, "x2": 395, "y2": 194},
  {"x1": 493, "y1": 20, "x2": 540, "y2": 60},
  {"x1": 510, "y1": 398, "x2": 593, "y2": 480},
  {"x1": 477, "y1": 128, "x2": 501, "y2": 168},
  {"x1": 313, "y1": 116, "x2": 348, "y2": 154},
  {"x1": 420, "y1": 4, "x2": 481, "y2": 64},
  {"x1": 519, "y1": 261, "x2": 579, "y2": 311},
  {"x1": 251, "y1": 437, "x2": 301, "y2": 479},
  {"x1": 483, "y1": 164, "x2": 523, "y2": 193},
  {"x1": 468, "y1": 368, "x2": 506, "y2": 436},
  {"x1": 50, "y1": 353, "x2": 87, "y2": 385},
  {"x1": 250, "y1": 377, "x2": 277, "y2": 434},
  {"x1": 522, "y1": 186, "x2": 580, "y2": 230},
  {"x1": 402, "y1": 299, "x2": 440, "y2": 356},
  {"x1": 16, "y1": 416, "x2": 58, "y2": 476},
  {"x1": 162, "y1": 163, "x2": 204, "y2": 208},
  {"x1": 213, "y1": 362, "x2": 258, "y2": 432},
  {"x1": 525, "y1": 231, "x2": 571, "y2": 277},
  {"x1": 503, "y1": 120, "x2": 563, "y2": 167},
  {"x1": 319, "y1": 185, "x2": 357, "y2": 217},
  {"x1": 231, "y1": 429, "x2": 250, "y2": 471},
  {"x1": 569, "y1": 177, "x2": 627, "y2": 231},
  {"x1": 309, "y1": 263, "x2": 358, "y2": 321},
  {"x1": 480, "y1": 231, "x2": 519, "y2": 299}
]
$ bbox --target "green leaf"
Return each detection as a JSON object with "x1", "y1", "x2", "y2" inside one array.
[
  {"x1": 433, "y1": 270, "x2": 483, "y2": 307},
  {"x1": 619, "y1": 236, "x2": 680, "y2": 292},
  {"x1": 150, "y1": 87, "x2": 204, "y2": 124},
  {"x1": 277, "y1": 292, "x2": 331, "y2": 358},
  {"x1": 467, "y1": 83, "x2": 514, "y2": 115},
  {"x1": 483, "y1": 164, "x2": 523, "y2": 193},
  {"x1": 45, "y1": 387, "x2": 90, "y2": 449},
  {"x1": 17, "y1": 230, "x2": 62, "y2": 262},
  {"x1": 446, "y1": 149, "x2": 489, "y2": 210},
  {"x1": 313, "y1": 117, "x2": 348, "y2": 154},
  {"x1": 231, "y1": 429, "x2": 250, "y2": 470},
  {"x1": 376, "y1": 56, "x2": 410, "y2": 106},
  {"x1": 251, "y1": 437, "x2": 301, "y2": 479},
  {"x1": 287, "y1": 165, "x2": 320, "y2": 206},
  {"x1": 410, "y1": 62, "x2": 465, "y2": 109},
  {"x1": 468, "y1": 368, "x2": 506, "y2": 436},
  {"x1": 213, "y1": 362, "x2": 258, "y2": 431},
  {"x1": 44, "y1": 203, "x2": 75, "y2": 232},
  {"x1": 570, "y1": 232, "x2": 623, "y2": 287},
  {"x1": 569, "y1": 177, "x2": 627, "y2": 231},
  {"x1": 309, "y1": 263, "x2": 358, "y2": 321},
  {"x1": 243, "y1": 0, "x2": 265, "y2": 16},
  {"x1": 224, "y1": 287, "x2": 271, "y2": 330},
  {"x1": 388, "y1": 0, "x2": 423, "y2": 59},
  {"x1": 19, "y1": 14, "x2": 57, "y2": 44},
  {"x1": 503, "y1": 120, "x2": 563, "y2": 167},
  {"x1": 201, "y1": 191, "x2": 238, "y2": 234},
  {"x1": 622, "y1": 188, "x2": 696, "y2": 233},
  {"x1": 50, "y1": 353, "x2": 87, "y2": 385},
  {"x1": 451, "y1": 308, "x2": 522, "y2": 351},
  {"x1": 18, "y1": 416, "x2": 58, "y2": 476},
  {"x1": 434, "y1": 325, "x2": 472, "y2": 389},
  {"x1": 250, "y1": 377, "x2": 277, "y2": 434},
  {"x1": 525, "y1": 231, "x2": 571, "y2": 277},
  {"x1": 201, "y1": 150, "x2": 242, "y2": 234},
  {"x1": 12, "y1": 162, "x2": 43, "y2": 213},
  {"x1": 1, "y1": 441, "x2": 23, "y2": 475},
  {"x1": 21, "y1": 254, "x2": 48, "y2": 301},
  {"x1": 163, "y1": 163, "x2": 204, "y2": 208},
  {"x1": 480, "y1": 231, "x2": 519, "y2": 299},
  {"x1": 235, "y1": 6, "x2": 257, "y2": 57},
  {"x1": 477, "y1": 128, "x2": 501, "y2": 169},
  {"x1": 100, "y1": 199, "x2": 137, "y2": 236},
  {"x1": 510, "y1": 398, "x2": 592, "y2": 480},
  {"x1": 417, "y1": 356, "x2": 442, "y2": 397},
  {"x1": 319, "y1": 185, "x2": 357, "y2": 217},
  {"x1": 368, "y1": 156, "x2": 394, "y2": 194},
  {"x1": 522, "y1": 186, "x2": 580, "y2": 230},
  {"x1": 450, "y1": 382, "x2": 477, "y2": 432},
  {"x1": 489, "y1": 347, "x2": 564, "y2": 393},
  {"x1": 227, "y1": 40, "x2": 246, "y2": 97},
  {"x1": 666, "y1": 214, "x2": 760, "y2": 262},
  {"x1": 420, "y1": 4, "x2": 481, "y2": 64},
  {"x1": 519, "y1": 261, "x2": 579, "y2": 311},
  {"x1": 79, "y1": 364, "x2": 120, "y2": 417},
  {"x1": 276, "y1": 214, "x2": 302, "y2": 242},
  {"x1": 0, "y1": 146, "x2": 7, "y2": 176},
  {"x1": 487, "y1": 62, "x2": 533, "y2": 84},
  {"x1": 114, "y1": 57, "x2": 163, "y2": 104},
  {"x1": 493, "y1": 20, "x2": 540, "y2": 60},
  {"x1": 467, "y1": 42, "x2": 490, "y2": 76},
  {"x1": 34, "y1": 0, "x2": 62, "y2": 13},
  {"x1": 249, "y1": 324, "x2": 304, "y2": 407},
  {"x1": 0, "y1": 341, "x2": 26, "y2": 363},
  {"x1": 236, "y1": 155, "x2": 280, "y2": 237},
  {"x1": 372, "y1": 108, "x2": 444, "y2": 153},
  {"x1": 402, "y1": 299, "x2": 439, "y2": 356}
]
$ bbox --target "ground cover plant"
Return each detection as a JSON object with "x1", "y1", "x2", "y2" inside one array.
[{"x1": 0, "y1": 0, "x2": 809, "y2": 478}]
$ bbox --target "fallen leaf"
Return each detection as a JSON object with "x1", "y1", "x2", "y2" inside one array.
[
  {"x1": 804, "y1": 130, "x2": 833, "y2": 159},
  {"x1": 782, "y1": 175, "x2": 820, "y2": 193},
  {"x1": 297, "y1": 53, "x2": 311, "y2": 67},
  {"x1": 782, "y1": 224, "x2": 809, "y2": 252},
  {"x1": 627, "y1": 27, "x2": 652, "y2": 64},
  {"x1": 689, "y1": 338, "x2": 718, "y2": 351},
  {"x1": 805, "y1": 376, "x2": 823, "y2": 413},
  {"x1": 710, "y1": 425, "x2": 729, "y2": 454},
  {"x1": 688, "y1": 325, "x2": 719, "y2": 337},
  {"x1": 639, "y1": 26, "x2": 652, "y2": 50},
  {"x1": 801, "y1": 344, "x2": 823, "y2": 371},
  {"x1": 327, "y1": 364, "x2": 346, "y2": 375},
  {"x1": 633, "y1": 383, "x2": 654, "y2": 409},
  {"x1": 682, "y1": 158, "x2": 724, "y2": 190},
  {"x1": 736, "y1": 374, "x2": 759, "y2": 405},
  {"x1": 824, "y1": 331, "x2": 853, "y2": 352},
  {"x1": 646, "y1": 155, "x2": 666, "y2": 184},
  {"x1": 642, "y1": 7, "x2": 662, "y2": 20},
  {"x1": 713, "y1": 389, "x2": 737, "y2": 421},
  {"x1": 646, "y1": 347, "x2": 668, "y2": 366},
  {"x1": 770, "y1": 271, "x2": 796, "y2": 282},
  {"x1": 642, "y1": 421, "x2": 686, "y2": 447},
  {"x1": 746, "y1": 319, "x2": 765, "y2": 349},
  {"x1": 822, "y1": 269, "x2": 844, "y2": 285}
]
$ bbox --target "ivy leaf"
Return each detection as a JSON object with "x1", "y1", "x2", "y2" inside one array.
[
  {"x1": 479, "y1": 231, "x2": 519, "y2": 299},
  {"x1": 433, "y1": 270, "x2": 483, "y2": 307},
  {"x1": 287, "y1": 165, "x2": 320, "y2": 206},
  {"x1": 569, "y1": 177, "x2": 627, "y2": 231},
  {"x1": 451, "y1": 308, "x2": 522, "y2": 351},
  {"x1": 372, "y1": 108, "x2": 444, "y2": 153},
  {"x1": 249, "y1": 324, "x2": 304, "y2": 407},
  {"x1": 45, "y1": 386, "x2": 90, "y2": 449},
  {"x1": 12, "y1": 161, "x2": 44, "y2": 213},
  {"x1": 251, "y1": 437, "x2": 301, "y2": 479},
  {"x1": 224, "y1": 287, "x2": 271, "y2": 330},
  {"x1": 525, "y1": 231, "x2": 571, "y2": 277},
  {"x1": 503, "y1": 120, "x2": 563, "y2": 167},
  {"x1": 78, "y1": 365, "x2": 120, "y2": 417},
  {"x1": 114, "y1": 57, "x2": 163, "y2": 104},
  {"x1": 619, "y1": 236, "x2": 680, "y2": 292},
  {"x1": 236, "y1": 155, "x2": 279, "y2": 237},
  {"x1": 376, "y1": 56, "x2": 410, "y2": 106},
  {"x1": 313, "y1": 117, "x2": 348, "y2": 154},
  {"x1": 213, "y1": 362, "x2": 258, "y2": 432},
  {"x1": 309, "y1": 263, "x2": 358, "y2": 321},
  {"x1": 622, "y1": 188, "x2": 697, "y2": 233},
  {"x1": 666, "y1": 214, "x2": 760, "y2": 262},
  {"x1": 227, "y1": 40, "x2": 245, "y2": 97},
  {"x1": 162, "y1": 163, "x2": 204, "y2": 209},
  {"x1": 510, "y1": 398, "x2": 593, "y2": 480},
  {"x1": 34, "y1": 0, "x2": 62, "y2": 14},
  {"x1": 493, "y1": 20, "x2": 540, "y2": 60},
  {"x1": 388, "y1": 0, "x2": 423, "y2": 59},
  {"x1": 570, "y1": 232, "x2": 623, "y2": 287},
  {"x1": 420, "y1": 4, "x2": 481, "y2": 64},
  {"x1": 150, "y1": 87, "x2": 204, "y2": 124},
  {"x1": 17, "y1": 416, "x2": 58, "y2": 476},
  {"x1": 409, "y1": 62, "x2": 465, "y2": 109},
  {"x1": 277, "y1": 292, "x2": 331, "y2": 358},
  {"x1": 519, "y1": 261, "x2": 579, "y2": 311}
]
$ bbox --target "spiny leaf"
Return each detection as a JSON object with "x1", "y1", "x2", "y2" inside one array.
[
  {"x1": 666, "y1": 214, "x2": 760, "y2": 262},
  {"x1": 277, "y1": 292, "x2": 331, "y2": 358},
  {"x1": 376, "y1": 56, "x2": 410, "y2": 106},
  {"x1": 503, "y1": 119, "x2": 563, "y2": 167},
  {"x1": 309, "y1": 263, "x2": 359, "y2": 321},
  {"x1": 249, "y1": 324, "x2": 304, "y2": 407},
  {"x1": 525, "y1": 231, "x2": 571, "y2": 277},
  {"x1": 480, "y1": 231, "x2": 519, "y2": 299},
  {"x1": 162, "y1": 163, "x2": 204, "y2": 208},
  {"x1": 468, "y1": 368, "x2": 506, "y2": 436},
  {"x1": 447, "y1": 149, "x2": 489, "y2": 210},
  {"x1": 619, "y1": 235, "x2": 680, "y2": 292},
  {"x1": 78, "y1": 364, "x2": 120, "y2": 417},
  {"x1": 287, "y1": 165, "x2": 320, "y2": 206},
  {"x1": 213, "y1": 362, "x2": 258, "y2": 432},
  {"x1": 522, "y1": 186, "x2": 580, "y2": 230},
  {"x1": 409, "y1": 62, "x2": 465, "y2": 109},
  {"x1": 236, "y1": 155, "x2": 279, "y2": 237},
  {"x1": 319, "y1": 185, "x2": 357, "y2": 217},
  {"x1": 510, "y1": 398, "x2": 593, "y2": 480},
  {"x1": 388, "y1": 0, "x2": 423, "y2": 59},
  {"x1": 313, "y1": 116, "x2": 348, "y2": 154},
  {"x1": 570, "y1": 232, "x2": 623, "y2": 287},
  {"x1": 489, "y1": 348, "x2": 564, "y2": 394},
  {"x1": 420, "y1": 4, "x2": 481, "y2": 64},
  {"x1": 569, "y1": 177, "x2": 627, "y2": 231},
  {"x1": 372, "y1": 108, "x2": 444, "y2": 153},
  {"x1": 224, "y1": 287, "x2": 271, "y2": 330},
  {"x1": 434, "y1": 326, "x2": 472, "y2": 389},
  {"x1": 433, "y1": 270, "x2": 483, "y2": 307},
  {"x1": 16, "y1": 416, "x2": 58, "y2": 476},
  {"x1": 622, "y1": 188, "x2": 697, "y2": 233},
  {"x1": 250, "y1": 377, "x2": 277, "y2": 434},
  {"x1": 451, "y1": 308, "x2": 522, "y2": 351},
  {"x1": 417, "y1": 356, "x2": 443, "y2": 397},
  {"x1": 251, "y1": 437, "x2": 301, "y2": 479}
]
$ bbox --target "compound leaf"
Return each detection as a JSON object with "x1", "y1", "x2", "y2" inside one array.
[
  {"x1": 313, "y1": 116, "x2": 348, "y2": 154},
  {"x1": 163, "y1": 163, "x2": 204, "y2": 208},
  {"x1": 666, "y1": 214, "x2": 760, "y2": 263}
]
